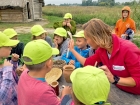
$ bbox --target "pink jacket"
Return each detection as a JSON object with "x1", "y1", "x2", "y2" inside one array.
[{"x1": 84, "y1": 35, "x2": 140, "y2": 94}]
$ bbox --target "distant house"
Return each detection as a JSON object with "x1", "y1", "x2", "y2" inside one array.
[{"x1": 0, "y1": 0, "x2": 44, "y2": 22}]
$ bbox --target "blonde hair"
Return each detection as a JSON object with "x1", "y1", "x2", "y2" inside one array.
[{"x1": 82, "y1": 18, "x2": 112, "y2": 49}]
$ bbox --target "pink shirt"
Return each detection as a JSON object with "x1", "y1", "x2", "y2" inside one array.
[
  {"x1": 18, "y1": 70, "x2": 60, "y2": 105},
  {"x1": 84, "y1": 35, "x2": 140, "y2": 94}
]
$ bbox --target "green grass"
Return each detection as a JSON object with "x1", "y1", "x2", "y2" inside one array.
[
  {"x1": 18, "y1": 33, "x2": 32, "y2": 45},
  {"x1": 43, "y1": 15, "x2": 62, "y2": 28}
]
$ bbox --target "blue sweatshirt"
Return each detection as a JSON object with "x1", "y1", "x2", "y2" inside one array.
[{"x1": 61, "y1": 46, "x2": 90, "y2": 68}]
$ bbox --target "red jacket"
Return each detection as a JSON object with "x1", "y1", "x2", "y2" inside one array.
[{"x1": 84, "y1": 35, "x2": 140, "y2": 94}]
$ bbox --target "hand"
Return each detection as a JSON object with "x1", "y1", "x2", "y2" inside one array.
[
  {"x1": 16, "y1": 66, "x2": 24, "y2": 76},
  {"x1": 66, "y1": 23, "x2": 72, "y2": 28},
  {"x1": 12, "y1": 53, "x2": 19, "y2": 62},
  {"x1": 99, "y1": 65, "x2": 114, "y2": 83},
  {"x1": 53, "y1": 39, "x2": 58, "y2": 48},
  {"x1": 69, "y1": 60, "x2": 75, "y2": 65},
  {"x1": 62, "y1": 21, "x2": 67, "y2": 26},
  {"x1": 61, "y1": 86, "x2": 71, "y2": 97},
  {"x1": 69, "y1": 40, "x2": 75, "y2": 52},
  {"x1": 3, "y1": 59, "x2": 13, "y2": 67}
]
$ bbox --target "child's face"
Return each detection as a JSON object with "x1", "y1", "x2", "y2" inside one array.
[
  {"x1": 0, "y1": 46, "x2": 12, "y2": 58},
  {"x1": 64, "y1": 18, "x2": 71, "y2": 23},
  {"x1": 11, "y1": 35, "x2": 18, "y2": 40},
  {"x1": 122, "y1": 10, "x2": 129, "y2": 18},
  {"x1": 75, "y1": 37, "x2": 87, "y2": 49},
  {"x1": 36, "y1": 33, "x2": 46, "y2": 40},
  {"x1": 54, "y1": 35, "x2": 64, "y2": 45}
]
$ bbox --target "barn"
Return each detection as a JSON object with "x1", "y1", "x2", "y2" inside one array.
[{"x1": 0, "y1": 0, "x2": 44, "y2": 22}]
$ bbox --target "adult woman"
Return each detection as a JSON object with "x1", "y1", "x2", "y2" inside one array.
[{"x1": 69, "y1": 18, "x2": 140, "y2": 95}]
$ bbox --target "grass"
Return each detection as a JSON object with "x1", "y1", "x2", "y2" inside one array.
[{"x1": 43, "y1": 15, "x2": 62, "y2": 28}]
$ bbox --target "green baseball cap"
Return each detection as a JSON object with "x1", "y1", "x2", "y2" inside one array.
[
  {"x1": 0, "y1": 31, "x2": 19, "y2": 47},
  {"x1": 73, "y1": 30, "x2": 84, "y2": 38},
  {"x1": 3, "y1": 28, "x2": 18, "y2": 38},
  {"x1": 70, "y1": 66, "x2": 110, "y2": 105},
  {"x1": 23, "y1": 39, "x2": 59, "y2": 65},
  {"x1": 31, "y1": 25, "x2": 46, "y2": 36},
  {"x1": 63, "y1": 13, "x2": 72, "y2": 19},
  {"x1": 54, "y1": 27, "x2": 67, "y2": 37}
]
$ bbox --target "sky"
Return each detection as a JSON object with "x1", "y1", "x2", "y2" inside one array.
[{"x1": 44, "y1": 0, "x2": 132, "y2": 5}]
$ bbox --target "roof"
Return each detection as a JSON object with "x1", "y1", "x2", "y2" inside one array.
[{"x1": 0, "y1": 0, "x2": 27, "y2": 8}]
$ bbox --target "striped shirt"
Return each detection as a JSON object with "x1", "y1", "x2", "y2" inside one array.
[{"x1": 0, "y1": 66, "x2": 18, "y2": 105}]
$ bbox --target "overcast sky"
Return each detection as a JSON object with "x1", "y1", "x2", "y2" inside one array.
[{"x1": 44, "y1": 0, "x2": 132, "y2": 5}]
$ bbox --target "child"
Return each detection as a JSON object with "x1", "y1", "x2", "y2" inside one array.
[
  {"x1": 53, "y1": 27, "x2": 70, "y2": 60},
  {"x1": 53, "y1": 13, "x2": 76, "y2": 35},
  {"x1": 61, "y1": 66, "x2": 111, "y2": 105},
  {"x1": 31, "y1": 25, "x2": 53, "y2": 47},
  {"x1": 18, "y1": 39, "x2": 71, "y2": 105},
  {"x1": 0, "y1": 32, "x2": 19, "y2": 105},
  {"x1": 61, "y1": 30, "x2": 89, "y2": 68},
  {"x1": 3, "y1": 28, "x2": 24, "y2": 65},
  {"x1": 115, "y1": 6, "x2": 136, "y2": 39}
]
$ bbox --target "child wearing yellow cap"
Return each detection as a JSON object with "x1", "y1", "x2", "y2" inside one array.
[
  {"x1": 3, "y1": 28, "x2": 24, "y2": 65},
  {"x1": 53, "y1": 13, "x2": 76, "y2": 35},
  {"x1": 61, "y1": 30, "x2": 89, "y2": 68},
  {"x1": 0, "y1": 32, "x2": 19, "y2": 105},
  {"x1": 18, "y1": 39, "x2": 71, "y2": 104},
  {"x1": 31, "y1": 25, "x2": 53, "y2": 47},
  {"x1": 61, "y1": 66, "x2": 111, "y2": 105},
  {"x1": 53, "y1": 27, "x2": 70, "y2": 60}
]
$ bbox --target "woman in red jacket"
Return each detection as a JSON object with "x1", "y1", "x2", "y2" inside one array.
[{"x1": 69, "y1": 18, "x2": 140, "y2": 95}]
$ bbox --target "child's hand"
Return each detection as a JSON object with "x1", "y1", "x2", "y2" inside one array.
[
  {"x1": 12, "y1": 53, "x2": 19, "y2": 62},
  {"x1": 62, "y1": 21, "x2": 67, "y2": 26},
  {"x1": 69, "y1": 40, "x2": 75, "y2": 52},
  {"x1": 61, "y1": 86, "x2": 71, "y2": 97},
  {"x1": 69, "y1": 60, "x2": 75, "y2": 65},
  {"x1": 53, "y1": 39, "x2": 58, "y2": 48},
  {"x1": 4, "y1": 59, "x2": 13, "y2": 67},
  {"x1": 16, "y1": 66, "x2": 24, "y2": 76},
  {"x1": 67, "y1": 23, "x2": 72, "y2": 28}
]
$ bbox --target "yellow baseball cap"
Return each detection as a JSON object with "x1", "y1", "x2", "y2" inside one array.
[
  {"x1": 54, "y1": 27, "x2": 67, "y2": 37},
  {"x1": 3, "y1": 28, "x2": 18, "y2": 38},
  {"x1": 70, "y1": 66, "x2": 110, "y2": 105},
  {"x1": 31, "y1": 25, "x2": 46, "y2": 36},
  {"x1": 73, "y1": 30, "x2": 84, "y2": 38},
  {"x1": 63, "y1": 13, "x2": 72, "y2": 19},
  {"x1": 0, "y1": 31, "x2": 19, "y2": 47},
  {"x1": 23, "y1": 39, "x2": 59, "y2": 65}
]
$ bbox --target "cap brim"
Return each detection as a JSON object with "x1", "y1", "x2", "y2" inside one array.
[
  {"x1": 4, "y1": 39, "x2": 19, "y2": 47},
  {"x1": 34, "y1": 30, "x2": 47, "y2": 36},
  {"x1": 52, "y1": 48, "x2": 59, "y2": 55},
  {"x1": 73, "y1": 35, "x2": 84, "y2": 38}
]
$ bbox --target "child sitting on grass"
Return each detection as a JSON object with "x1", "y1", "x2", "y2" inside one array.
[
  {"x1": 31, "y1": 25, "x2": 53, "y2": 47},
  {"x1": 53, "y1": 27, "x2": 70, "y2": 60},
  {"x1": 61, "y1": 30, "x2": 89, "y2": 68},
  {"x1": 18, "y1": 39, "x2": 71, "y2": 105},
  {"x1": 3, "y1": 28, "x2": 24, "y2": 66},
  {"x1": 61, "y1": 66, "x2": 111, "y2": 105}
]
